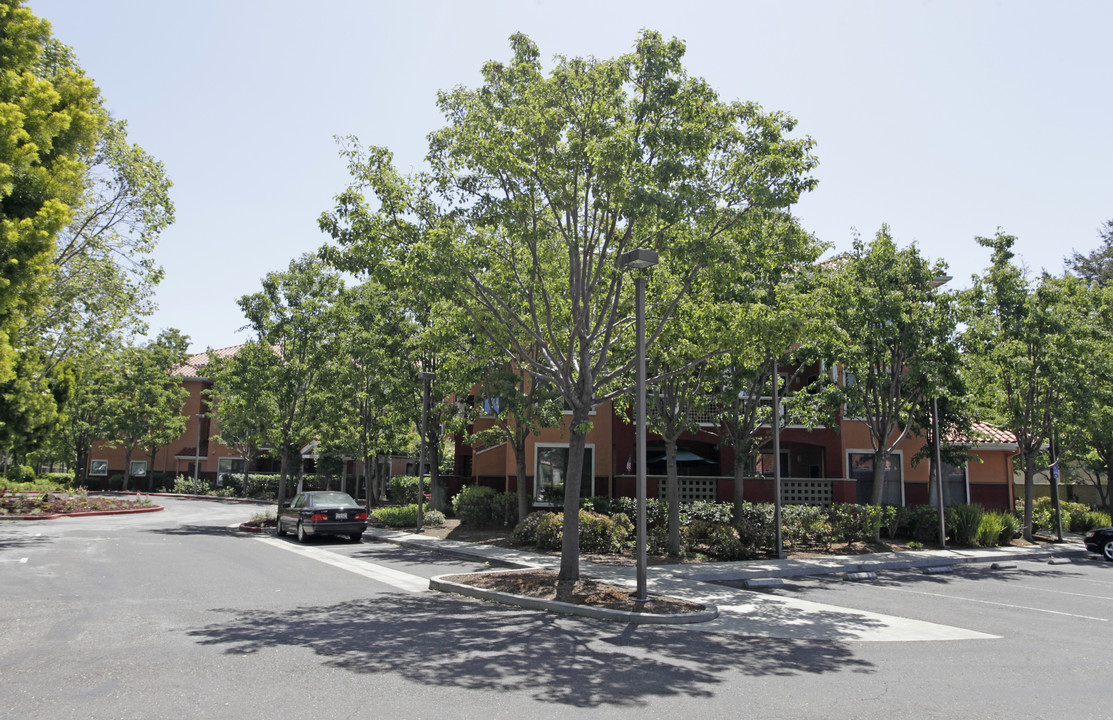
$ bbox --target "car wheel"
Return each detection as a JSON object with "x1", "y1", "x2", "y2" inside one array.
[
  {"x1": 349, "y1": 532, "x2": 363, "y2": 543},
  {"x1": 1103, "y1": 539, "x2": 1113, "y2": 562},
  {"x1": 275, "y1": 518, "x2": 285, "y2": 537},
  {"x1": 296, "y1": 521, "x2": 308, "y2": 544}
]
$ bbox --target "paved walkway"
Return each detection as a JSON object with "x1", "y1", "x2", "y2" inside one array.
[{"x1": 366, "y1": 527, "x2": 1092, "y2": 641}]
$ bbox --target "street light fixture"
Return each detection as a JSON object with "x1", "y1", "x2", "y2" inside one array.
[
  {"x1": 416, "y1": 370, "x2": 435, "y2": 533},
  {"x1": 619, "y1": 248, "x2": 658, "y2": 602}
]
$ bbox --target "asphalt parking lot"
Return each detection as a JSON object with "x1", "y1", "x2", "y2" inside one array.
[{"x1": 726, "y1": 556, "x2": 1113, "y2": 641}]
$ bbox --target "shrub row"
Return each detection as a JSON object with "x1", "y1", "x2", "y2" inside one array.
[
  {"x1": 1017, "y1": 497, "x2": 1111, "y2": 534},
  {"x1": 451, "y1": 485, "x2": 517, "y2": 528},
  {"x1": 511, "y1": 500, "x2": 1058, "y2": 559},
  {"x1": 510, "y1": 510, "x2": 632, "y2": 554},
  {"x1": 370, "y1": 504, "x2": 446, "y2": 528}
]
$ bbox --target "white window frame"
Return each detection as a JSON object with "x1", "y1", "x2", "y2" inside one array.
[
  {"x1": 533, "y1": 442, "x2": 595, "y2": 506},
  {"x1": 89, "y1": 459, "x2": 108, "y2": 477},
  {"x1": 217, "y1": 457, "x2": 246, "y2": 486},
  {"x1": 931, "y1": 459, "x2": 970, "y2": 506},
  {"x1": 129, "y1": 460, "x2": 147, "y2": 478},
  {"x1": 846, "y1": 448, "x2": 904, "y2": 506}
]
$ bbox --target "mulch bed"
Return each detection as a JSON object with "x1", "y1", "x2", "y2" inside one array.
[
  {"x1": 441, "y1": 568, "x2": 707, "y2": 615},
  {"x1": 0, "y1": 491, "x2": 155, "y2": 517}
]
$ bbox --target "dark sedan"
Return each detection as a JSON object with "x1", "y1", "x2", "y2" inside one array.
[
  {"x1": 1083, "y1": 526, "x2": 1113, "y2": 561},
  {"x1": 276, "y1": 491, "x2": 368, "y2": 543}
]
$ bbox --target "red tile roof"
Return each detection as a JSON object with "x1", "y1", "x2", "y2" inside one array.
[
  {"x1": 947, "y1": 420, "x2": 1017, "y2": 446},
  {"x1": 171, "y1": 344, "x2": 246, "y2": 379}
]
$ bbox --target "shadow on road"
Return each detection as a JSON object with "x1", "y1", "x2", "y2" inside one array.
[{"x1": 186, "y1": 593, "x2": 873, "y2": 707}]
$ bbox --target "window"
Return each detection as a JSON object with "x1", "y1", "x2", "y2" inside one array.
[
  {"x1": 534, "y1": 444, "x2": 594, "y2": 505},
  {"x1": 217, "y1": 458, "x2": 246, "y2": 486},
  {"x1": 129, "y1": 461, "x2": 147, "y2": 477},
  {"x1": 930, "y1": 462, "x2": 969, "y2": 507},
  {"x1": 848, "y1": 452, "x2": 903, "y2": 506},
  {"x1": 90, "y1": 460, "x2": 108, "y2": 477},
  {"x1": 480, "y1": 397, "x2": 502, "y2": 416}
]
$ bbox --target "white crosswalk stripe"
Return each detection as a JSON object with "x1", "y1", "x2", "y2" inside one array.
[{"x1": 255, "y1": 536, "x2": 430, "y2": 592}]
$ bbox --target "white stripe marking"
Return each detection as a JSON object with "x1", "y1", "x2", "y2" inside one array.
[
  {"x1": 256, "y1": 536, "x2": 429, "y2": 593},
  {"x1": 880, "y1": 585, "x2": 1109, "y2": 622}
]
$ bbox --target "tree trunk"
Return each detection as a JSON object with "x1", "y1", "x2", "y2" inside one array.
[
  {"x1": 665, "y1": 436, "x2": 681, "y2": 557},
  {"x1": 277, "y1": 443, "x2": 289, "y2": 505},
  {"x1": 869, "y1": 450, "x2": 889, "y2": 540},
  {"x1": 558, "y1": 413, "x2": 590, "y2": 583},
  {"x1": 514, "y1": 434, "x2": 529, "y2": 525},
  {"x1": 122, "y1": 447, "x2": 132, "y2": 492},
  {"x1": 731, "y1": 442, "x2": 748, "y2": 523},
  {"x1": 1022, "y1": 451, "x2": 1037, "y2": 542},
  {"x1": 147, "y1": 447, "x2": 158, "y2": 492},
  {"x1": 429, "y1": 431, "x2": 441, "y2": 512}
]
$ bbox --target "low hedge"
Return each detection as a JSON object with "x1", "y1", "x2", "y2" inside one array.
[{"x1": 370, "y1": 504, "x2": 446, "y2": 528}]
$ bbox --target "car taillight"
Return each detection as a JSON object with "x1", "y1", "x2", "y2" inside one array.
[
  {"x1": 310, "y1": 513, "x2": 328, "y2": 521},
  {"x1": 355, "y1": 512, "x2": 367, "y2": 520}
]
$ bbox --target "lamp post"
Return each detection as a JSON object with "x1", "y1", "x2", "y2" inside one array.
[
  {"x1": 194, "y1": 414, "x2": 204, "y2": 495},
  {"x1": 932, "y1": 396, "x2": 947, "y2": 549},
  {"x1": 771, "y1": 359, "x2": 784, "y2": 559},
  {"x1": 928, "y1": 275, "x2": 952, "y2": 549},
  {"x1": 416, "y1": 370, "x2": 435, "y2": 532},
  {"x1": 619, "y1": 248, "x2": 658, "y2": 603}
]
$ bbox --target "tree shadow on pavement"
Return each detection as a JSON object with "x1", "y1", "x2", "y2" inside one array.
[{"x1": 187, "y1": 592, "x2": 873, "y2": 708}]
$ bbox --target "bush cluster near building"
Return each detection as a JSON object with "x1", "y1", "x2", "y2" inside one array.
[{"x1": 505, "y1": 497, "x2": 1112, "y2": 560}]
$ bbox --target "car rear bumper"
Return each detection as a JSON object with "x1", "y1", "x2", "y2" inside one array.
[{"x1": 303, "y1": 521, "x2": 368, "y2": 536}]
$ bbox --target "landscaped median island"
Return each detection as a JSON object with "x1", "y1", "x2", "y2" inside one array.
[
  {"x1": 433, "y1": 568, "x2": 718, "y2": 624},
  {"x1": 0, "y1": 488, "x2": 161, "y2": 519}
]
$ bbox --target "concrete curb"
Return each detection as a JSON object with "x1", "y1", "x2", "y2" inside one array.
[
  {"x1": 367, "y1": 526, "x2": 1092, "y2": 584},
  {"x1": 103, "y1": 491, "x2": 276, "y2": 506},
  {"x1": 682, "y1": 543, "x2": 1091, "y2": 583},
  {"x1": 430, "y1": 571, "x2": 719, "y2": 625},
  {"x1": 0, "y1": 504, "x2": 165, "y2": 521}
]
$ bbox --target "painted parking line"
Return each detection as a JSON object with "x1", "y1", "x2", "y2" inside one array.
[
  {"x1": 876, "y1": 584, "x2": 1109, "y2": 622},
  {"x1": 255, "y1": 536, "x2": 429, "y2": 593},
  {"x1": 674, "y1": 583, "x2": 1000, "y2": 642}
]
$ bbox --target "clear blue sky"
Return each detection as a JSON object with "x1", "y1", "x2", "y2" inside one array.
[{"x1": 30, "y1": 0, "x2": 1113, "y2": 353}]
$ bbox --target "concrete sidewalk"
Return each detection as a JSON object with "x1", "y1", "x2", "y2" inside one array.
[
  {"x1": 366, "y1": 526, "x2": 1094, "y2": 638},
  {"x1": 366, "y1": 525, "x2": 1088, "y2": 584}
]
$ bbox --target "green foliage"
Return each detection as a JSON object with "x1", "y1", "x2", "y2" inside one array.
[
  {"x1": 782, "y1": 505, "x2": 829, "y2": 549},
  {"x1": 976, "y1": 512, "x2": 1007, "y2": 547},
  {"x1": 828, "y1": 227, "x2": 959, "y2": 507},
  {"x1": 682, "y1": 500, "x2": 735, "y2": 525},
  {"x1": 1075, "y1": 510, "x2": 1111, "y2": 532},
  {"x1": 896, "y1": 504, "x2": 944, "y2": 543},
  {"x1": 830, "y1": 503, "x2": 892, "y2": 542},
  {"x1": 686, "y1": 521, "x2": 753, "y2": 560},
  {"x1": 370, "y1": 504, "x2": 445, "y2": 528},
  {"x1": 946, "y1": 504, "x2": 984, "y2": 546},
  {"x1": 510, "y1": 510, "x2": 553, "y2": 545},
  {"x1": 5, "y1": 465, "x2": 36, "y2": 483},
  {"x1": 452, "y1": 485, "x2": 516, "y2": 528},
  {"x1": 735, "y1": 501, "x2": 776, "y2": 549},
  {"x1": 532, "y1": 512, "x2": 565, "y2": 551},
  {"x1": 389, "y1": 476, "x2": 421, "y2": 504},
  {"x1": 578, "y1": 511, "x2": 631, "y2": 554},
  {"x1": 510, "y1": 509, "x2": 630, "y2": 553},
  {"x1": 977, "y1": 511, "x2": 1017, "y2": 547},
  {"x1": 0, "y1": 2, "x2": 103, "y2": 397},
  {"x1": 322, "y1": 30, "x2": 818, "y2": 580}
]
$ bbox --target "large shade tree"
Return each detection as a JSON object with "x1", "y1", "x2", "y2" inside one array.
[
  {"x1": 827, "y1": 226, "x2": 959, "y2": 513},
  {"x1": 237, "y1": 254, "x2": 345, "y2": 503},
  {"x1": 962, "y1": 232, "x2": 1090, "y2": 540},
  {"x1": 321, "y1": 32, "x2": 817, "y2": 581}
]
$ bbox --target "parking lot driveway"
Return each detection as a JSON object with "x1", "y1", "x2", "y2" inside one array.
[{"x1": 734, "y1": 556, "x2": 1113, "y2": 643}]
